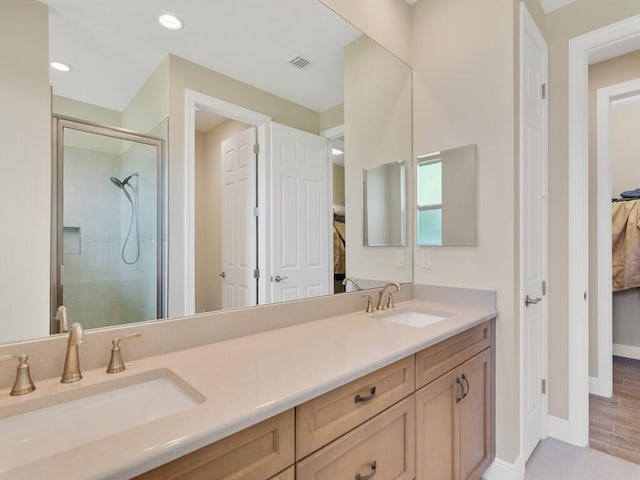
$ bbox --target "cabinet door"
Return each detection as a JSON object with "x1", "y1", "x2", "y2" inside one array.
[
  {"x1": 459, "y1": 349, "x2": 493, "y2": 480},
  {"x1": 415, "y1": 367, "x2": 462, "y2": 480},
  {"x1": 270, "y1": 466, "x2": 294, "y2": 480}
]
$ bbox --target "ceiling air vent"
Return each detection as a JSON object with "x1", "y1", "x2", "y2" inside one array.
[{"x1": 288, "y1": 55, "x2": 310, "y2": 69}]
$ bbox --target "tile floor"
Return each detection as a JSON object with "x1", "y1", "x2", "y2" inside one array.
[{"x1": 525, "y1": 438, "x2": 640, "y2": 479}]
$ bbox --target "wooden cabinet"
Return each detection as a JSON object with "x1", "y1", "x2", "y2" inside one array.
[
  {"x1": 296, "y1": 356, "x2": 414, "y2": 459},
  {"x1": 415, "y1": 348, "x2": 493, "y2": 480},
  {"x1": 297, "y1": 396, "x2": 415, "y2": 480},
  {"x1": 135, "y1": 410, "x2": 294, "y2": 480}
]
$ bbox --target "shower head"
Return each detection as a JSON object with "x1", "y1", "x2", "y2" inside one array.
[
  {"x1": 110, "y1": 176, "x2": 124, "y2": 188},
  {"x1": 110, "y1": 176, "x2": 132, "y2": 203}
]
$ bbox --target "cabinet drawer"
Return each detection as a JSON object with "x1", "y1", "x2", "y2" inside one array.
[
  {"x1": 297, "y1": 396, "x2": 415, "y2": 480},
  {"x1": 296, "y1": 356, "x2": 415, "y2": 459},
  {"x1": 135, "y1": 409, "x2": 294, "y2": 480},
  {"x1": 415, "y1": 320, "x2": 493, "y2": 389}
]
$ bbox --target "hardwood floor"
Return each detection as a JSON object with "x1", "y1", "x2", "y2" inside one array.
[{"x1": 590, "y1": 356, "x2": 640, "y2": 464}]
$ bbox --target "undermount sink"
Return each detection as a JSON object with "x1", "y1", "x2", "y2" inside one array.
[
  {"x1": 0, "y1": 368, "x2": 205, "y2": 473},
  {"x1": 373, "y1": 307, "x2": 451, "y2": 327}
]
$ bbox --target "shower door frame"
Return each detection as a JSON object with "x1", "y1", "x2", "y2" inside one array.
[{"x1": 51, "y1": 116, "x2": 166, "y2": 334}]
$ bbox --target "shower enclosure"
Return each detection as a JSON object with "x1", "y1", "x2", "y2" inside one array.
[{"x1": 51, "y1": 117, "x2": 165, "y2": 333}]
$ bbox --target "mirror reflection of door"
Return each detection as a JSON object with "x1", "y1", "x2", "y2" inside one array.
[
  {"x1": 271, "y1": 123, "x2": 331, "y2": 303},
  {"x1": 331, "y1": 135, "x2": 347, "y2": 293},
  {"x1": 53, "y1": 118, "x2": 164, "y2": 332},
  {"x1": 194, "y1": 110, "x2": 255, "y2": 312}
]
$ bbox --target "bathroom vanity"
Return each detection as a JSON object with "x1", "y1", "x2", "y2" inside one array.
[
  {"x1": 0, "y1": 289, "x2": 496, "y2": 479},
  {"x1": 136, "y1": 319, "x2": 494, "y2": 480}
]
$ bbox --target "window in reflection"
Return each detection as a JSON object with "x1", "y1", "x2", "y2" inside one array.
[{"x1": 417, "y1": 155, "x2": 443, "y2": 246}]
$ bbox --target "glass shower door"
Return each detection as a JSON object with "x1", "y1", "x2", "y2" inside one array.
[{"x1": 53, "y1": 118, "x2": 164, "y2": 332}]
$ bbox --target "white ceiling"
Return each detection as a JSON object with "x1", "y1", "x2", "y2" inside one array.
[{"x1": 43, "y1": 0, "x2": 362, "y2": 113}]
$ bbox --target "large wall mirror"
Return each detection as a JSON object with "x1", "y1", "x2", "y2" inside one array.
[
  {"x1": 1, "y1": 0, "x2": 413, "y2": 345},
  {"x1": 416, "y1": 144, "x2": 477, "y2": 246}
]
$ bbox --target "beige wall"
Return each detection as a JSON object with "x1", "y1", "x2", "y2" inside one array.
[
  {"x1": 319, "y1": 0, "x2": 411, "y2": 65},
  {"x1": 546, "y1": 0, "x2": 640, "y2": 420},
  {"x1": 411, "y1": 0, "x2": 518, "y2": 463},
  {"x1": 0, "y1": 0, "x2": 51, "y2": 343},
  {"x1": 53, "y1": 95, "x2": 122, "y2": 127},
  {"x1": 344, "y1": 35, "x2": 413, "y2": 283},
  {"x1": 587, "y1": 51, "x2": 640, "y2": 375},
  {"x1": 122, "y1": 57, "x2": 170, "y2": 135},
  {"x1": 319, "y1": 104, "x2": 344, "y2": 132},
  {"x1": 195, "y1": 120, "x2": 250, "y2": 314}
]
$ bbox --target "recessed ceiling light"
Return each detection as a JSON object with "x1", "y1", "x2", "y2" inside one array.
[
  {"x1": 50, "y1": 62, "x2": 71, "y2": 72},
  {"x1": 158, "y1": 14, "x2": 183, "y2": 31},
  {"x1": 331, "y1": 148, "x2": 344, "y2": 156}
]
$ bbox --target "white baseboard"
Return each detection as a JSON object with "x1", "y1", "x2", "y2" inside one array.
[
  {"x1": 589, "y1": 375, "x2": 612, "y2": 397},
  {"x1": 547, "y1": 415, "x2": 571, "y2": 443},
  {"x1": 613, "y1": 343, "x2": 640, "y2": 360},
  {"x1": 483, "y1": 456, "x2": 524, "y2": 480}
]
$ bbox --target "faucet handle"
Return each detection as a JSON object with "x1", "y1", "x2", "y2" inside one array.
[
  {"x1": 55, "y1": 305, "x2": 69, "y2": 333},
  {"x1": 386, "y1": 291, "x2": 396, "y2": 309},
  {"x1": 361, "y1": 295, "x2": 375, "y2": 313},
  {"x1": 107, "y1": 333, "x2": 142, "y2": 374},
  {"x1": 1, "y1": 354, "x2": 36, "y2": 396}
]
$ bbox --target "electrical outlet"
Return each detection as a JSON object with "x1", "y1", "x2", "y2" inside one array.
[
  {"x1": 421, "y1": 250, "x2": 432, "y2": 269},
  {"x1": 396, "y1": 249, "x2": 405, "y2": 268}
]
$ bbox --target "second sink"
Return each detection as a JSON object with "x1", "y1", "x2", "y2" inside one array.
[{"x1": 373, "y1": 308, "x2": 450, "y2": 327}]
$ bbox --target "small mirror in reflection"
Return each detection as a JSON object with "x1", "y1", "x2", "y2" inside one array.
[{"x1": 362, "y1": 161, "x2": 407, "y2": 247}]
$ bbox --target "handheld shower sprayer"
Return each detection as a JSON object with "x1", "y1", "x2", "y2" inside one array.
[{"x1": 109, "y1": 172, "x2": 140, "y2": 264}]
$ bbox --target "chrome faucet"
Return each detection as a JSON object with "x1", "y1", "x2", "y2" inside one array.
[
  {"x1": 342, "y1": 277, "x2": 362, "y2": 291},
  {"x1": 376, "y1": 282, "x2": 401, "y2": 311},
  {"x1": 61, "y1": 322, "x2": 86, "y2": 383}
]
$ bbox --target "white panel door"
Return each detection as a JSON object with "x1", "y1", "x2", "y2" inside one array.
[
  {"x1": 221, "y1": 127, "x2": 257, "y2": 309},
  {"x1": 521, "y1": 5, "x2": 548, "y2": 463},
  {"x1": 271, "y1": 123, "x2": 329, "y2": 303}
]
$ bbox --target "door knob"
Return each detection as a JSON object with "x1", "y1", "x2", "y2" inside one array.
[
  {"x1": 525, "y1": 294, "x2": 542, "y2": 307},
  {"x1": 219, "y1": 272, "x2": 226, "y2": 278},
  {"x1": 273, "y1": 275, "x2": 288, "y2": 283}
]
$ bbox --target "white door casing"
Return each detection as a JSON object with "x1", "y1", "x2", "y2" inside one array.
[
  {"x1": 520, "y1": 4, "x2": 548, "y2": 463},
  {"x1": 271, "y1": 123, "x2": 330, "y2": 303},
  {"x1": 221, "y1": 127, "x2": 258, "y2": 309}
]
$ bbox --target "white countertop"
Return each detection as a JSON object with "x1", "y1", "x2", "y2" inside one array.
[{"x1": 0, "y1": 299, "x2": 497, "y2": 479}]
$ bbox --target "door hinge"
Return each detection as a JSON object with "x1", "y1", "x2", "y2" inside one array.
[
  {"x1": 253, "y1": 269, "x2": 260, "y2": 279},
  {"x1": 542, "y1": 280, "x2": 547, "y2": 296},
  {"x1": 541, "y1": 83, "x2": 547, "y2": 100},
  {"x1": 253, "y1": 207, "x2": 260, "y2": 217},
  {"x1": 253, "y1": 144, "x2": 259, "y2": 155},
  {"x1": 541, "y1": 379, "x2": 547, "y2": 394}
]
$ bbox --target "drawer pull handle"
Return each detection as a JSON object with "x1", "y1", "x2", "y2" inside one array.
[
  {"x1": 354, "y1": 386, "x2": 377, "y2": 403},
  {"x1": 355, "y1": 461, "x2": 377, "y2": 480},
  {"x1": 461, "y1": 374, "x2": 470, "y2": 399},
  {"x1": 456, "y1": 377, "x2": 464, "y2": 403}
]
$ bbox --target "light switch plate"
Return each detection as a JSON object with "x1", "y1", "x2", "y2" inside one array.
[{"x1": 421, "y1": 250, "x2": 432, "y2": 269}]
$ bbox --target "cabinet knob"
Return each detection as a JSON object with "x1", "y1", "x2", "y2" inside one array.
[
  {"x1": 456, "y1": 377, "x2": 464, "y2": 403},
  {"x1": 461, "y1": 373, "x2": 470, "y2": 399},
  {"x1": 355, "y1": 461, "x2": 377, "y2": 480}
]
